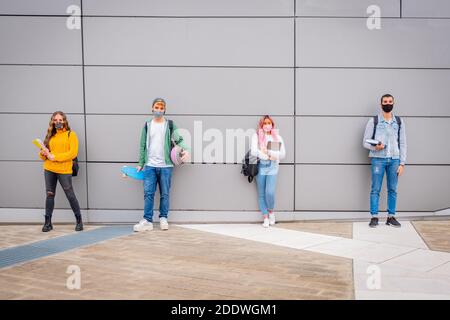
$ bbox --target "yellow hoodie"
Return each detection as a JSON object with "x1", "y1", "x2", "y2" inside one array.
[{"x1": 39, "y1": 129, "x2": 79, "y2": 174}]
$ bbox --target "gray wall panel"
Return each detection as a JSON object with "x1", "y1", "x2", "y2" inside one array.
[
  {"x1": 0, "y1": 162, "x2": 87, "y2": 209},
  {"x1": 87, "y1": 163, "x2": 294, "y2": 211},
  {"x1": 0, "y1": 17, "x2": 82, "y2": 64},
  {"x1": 296, "y1": 117, "x2": 450, "y2": 165},
  {"x1": 0, "y1": 0, "x2": 80, "y2": 15},
  {"x1": 297, "y1": 0, "x2": 400, "y2": 17},
  {"x1": 1, "y1": 2, "x2": 449, "y2": 217},
  {"x1": 297, "y1": 68, "x2": 450, "y2": 117},
  {"x1": 83, "y1": 0, "x2": 293, "y2": 16},
  {"x1": 84, "y1": 66, "x2": 293, "y2": 115},
  {"x1": 406, "y1": 118, "x2": 450, "y2": 164},
  {"x1": 86, "y1": 115, "x2": 294, "y2": 164},
  {"x1": 83, "y1": 17, "x2": 294, "y2": 67},
  {"x1": 0, "y1": 66, "x2": 83, "y2": 113},
  {"x1": 296, "y1": 18, "x2": 450, "y2": 68},
  {"x1": 403, "y1": 0, "x2": 450, "y2": 18},
  {"x1": 0, "y1": 114, "x2": 86, "y2": 161},
  {"x1": 295, "y1": 164, "x2": 450, "y2": 211}
]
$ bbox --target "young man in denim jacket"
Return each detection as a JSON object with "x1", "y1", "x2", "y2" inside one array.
[{"x1": 363, "y1": 94, "x2": 407, "y2": 228}]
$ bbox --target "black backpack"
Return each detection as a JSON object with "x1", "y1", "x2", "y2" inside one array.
[
  {"x1": 372, "y1": 115, "x2": 402, "y2": 149},
  {"x1": 68, "y1": 131, "x2": 79, "y2": 177},
  {"x1": 241, "y1": 150, "x2": 259, "y2": 183}
]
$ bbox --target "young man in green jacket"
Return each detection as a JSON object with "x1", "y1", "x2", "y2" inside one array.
[{"x1": 134, "y1": 98, "x2": 190, "y2": 232}]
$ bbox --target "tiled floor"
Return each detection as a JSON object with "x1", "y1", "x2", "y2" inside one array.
[
  {"x1": 0, "y1": 225, "x2": 354, "y2": 300},
  {"x1": 411, "y1": 220, "x2": 450, "y2": 252},
  {"x1": 181, "y1": 220, "x2": 450, "y2": 300},
  {"x1": 0, "y1": 225, "x2": 99, "y2": 249},
  {"x1": 275, "y1": 221, "x2": 353, "y2": 239},
  {"x1": 1, "y1": 219, "x2": 449, "y2": 300}
]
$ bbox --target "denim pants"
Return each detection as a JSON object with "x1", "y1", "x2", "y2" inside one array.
[
  {"x1": 44, "y1": 170, "x2": 81, "y2": 218},
  {"x1": 256, "y1": 162, "x2": 278, "y2": 216},
  {"x1": 370, "y1": 157, "x2": 400, "y2": 216},
  {"x1": 143, "y1": 165, "x2": 173, "y2": 222}
]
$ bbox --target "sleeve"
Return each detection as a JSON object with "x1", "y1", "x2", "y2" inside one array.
[
  {"x1": 268, "y1": 135, "x2": 286, "y2": 161},
  {"x1": 250, "y1": 133, "x2": 269, "y2": 160},
  {"x1": 172, "y1": 122, "x2": 191, "y2": 152},
  {"x1": 363, "y1": 118, "x2": 376, "y2": 151},
  {"x1": 53, "y1": 131, "x2": 79, "y2": 162},
  {"x1": 138, "y1": 125, "x2": 147, "y2": 167},
  {"x1": 399, "y1": 120, "x2": 407, "y2": 165}
]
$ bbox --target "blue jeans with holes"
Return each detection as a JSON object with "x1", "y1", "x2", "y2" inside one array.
[
  {"x1": 143, "y1": 165, "x2": 173, "y2": 222},
  {"x1": 370, "y1": 157, "x2": 400, "y2": 216},
  {"x1": 256, "y1": 161, "x2": 278, "y2": 215}
]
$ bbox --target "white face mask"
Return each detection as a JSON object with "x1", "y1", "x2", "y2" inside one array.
[{"x1": 263, "y1": 124, "x2": 272, "y2": 132}]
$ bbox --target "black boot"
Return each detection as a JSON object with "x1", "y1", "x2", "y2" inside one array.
[
  {"x1": 42, "y1": 216, "x2": 53, "y2": 232},
  {"x1": 75, "y1": 215, "x2": 83, "y2": 231}
]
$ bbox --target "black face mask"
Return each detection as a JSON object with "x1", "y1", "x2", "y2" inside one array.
[
  {"x1": 55, "y1": 122, "x2": 64, "y2": 130},
  {"x1": 382, "y1": 104, "x2": 394, "y2": 113}
]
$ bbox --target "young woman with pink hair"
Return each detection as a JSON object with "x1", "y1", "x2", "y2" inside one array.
[{"x1": 250, "y1": 115, "x2": 286, "y2": 227}]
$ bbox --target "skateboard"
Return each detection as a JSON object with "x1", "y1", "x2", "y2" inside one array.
[{"x1": 121, "y1": 166, "x2": 144, "y2": 180}]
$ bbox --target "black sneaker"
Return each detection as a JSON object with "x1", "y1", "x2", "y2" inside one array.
[
  {"x1": 369, "y1": 217, "x2": 379, "y2": 228},
  {"x1": 386, "y1": 216, "x2": 401, "y2": 228}
]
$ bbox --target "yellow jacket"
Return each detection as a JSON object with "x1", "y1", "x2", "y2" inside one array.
[{"x1": 39, "y1": 129, "x2": 79, "y2": 174}]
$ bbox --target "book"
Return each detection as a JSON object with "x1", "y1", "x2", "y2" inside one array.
[
  {"x1": 267, "y1": 141, "x2": 282, "y2": 151},
  {"x1": 32, "y1": 138, "x2": 46, "y2": 150},
  {"x1": 365, "y1": 139, "x2": 381, "y2": 146}
]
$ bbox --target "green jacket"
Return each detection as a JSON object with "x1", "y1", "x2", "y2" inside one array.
[{"x1": 138, "y1": 118, "x2": 190, "y2": 167}]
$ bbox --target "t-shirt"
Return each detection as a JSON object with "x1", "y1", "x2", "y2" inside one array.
[{"x1": 146, "y1": 119, "x2": 173, "y2": 168}]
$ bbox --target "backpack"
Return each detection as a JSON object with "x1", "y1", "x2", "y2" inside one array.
[
  {"x1": 68, "y1": 131, "x2": 79, "y2": 177},
  {"x1": 241, "y1": 150, "x2": 259, "y2": 183},
  {"x1": 372, "y1": 115, "x2": 402, "y2": 149}
]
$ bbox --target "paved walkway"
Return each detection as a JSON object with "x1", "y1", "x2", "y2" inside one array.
[
  {"x1": 0, "y1": 219, "x2": 449, "y2": 299},
  {"x1": 0, "y1": 224, "x2": 354, "y2": 299},
  {"x1": 181, "y1": 221, "x2": 450, "y2": 299}
]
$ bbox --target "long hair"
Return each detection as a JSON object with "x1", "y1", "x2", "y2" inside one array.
[
  {"x1": 44, "y1": 111, "x2": 71, "y2": 149},
  {"x1": 257, "y1": 115, "x2": 278, "y2": 149}
]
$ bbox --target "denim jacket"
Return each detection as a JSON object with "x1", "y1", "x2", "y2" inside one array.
[{"x1": 363, "y1": 114, "x2": 407, "y2": 165}]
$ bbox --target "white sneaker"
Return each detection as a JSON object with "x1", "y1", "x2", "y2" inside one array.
[
  {"x1": 269, "y1": 212, "x2": 276, "y2": 225},
  {"x1": 262, "y1": 217, "x2": 270, "y2": 228},
  {"x1": 133, "y1": 219, "x2": 153, "y2": 232},
  {"x1": 159, "y1": 217, "x2": 169, "y2": 231}
]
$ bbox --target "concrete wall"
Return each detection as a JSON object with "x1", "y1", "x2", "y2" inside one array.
[{"x1": 0, "y1": 1, "x2": 449, "y2": 222}]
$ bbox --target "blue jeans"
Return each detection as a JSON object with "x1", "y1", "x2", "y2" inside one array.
[
  {"x1": 256, "y1": 170, "x2": 278, "y2": 216},
  {"x1": 143, "y1": 165, "x2": 173, "y2": 222},
  {"x1": 370, "y1": 158, "x2": 400, "y2": 216}
]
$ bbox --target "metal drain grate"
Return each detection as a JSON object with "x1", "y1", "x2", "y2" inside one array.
[{"x1": 0, "y1": 225, "x2": 133, "y2": 269}]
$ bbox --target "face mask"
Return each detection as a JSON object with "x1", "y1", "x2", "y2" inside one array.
[
  {"x1": 263, "y1": 124, "x2": 272, "y2": 132},
  {"x1": 55, "y1": 122, "x2": 64, "y2": 130},
  {"x1": 153, "y1": 110, "x2": 164, "y2": 118},
  {"x1": 382, "y1": 104, "x2": 394, "y2": 113}
]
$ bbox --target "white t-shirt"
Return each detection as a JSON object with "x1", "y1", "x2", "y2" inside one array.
[{"x1": 146, "y1": 119, "x2": 173, "y2": 168}]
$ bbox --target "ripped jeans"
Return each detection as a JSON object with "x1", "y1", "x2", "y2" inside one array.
[
  {"x1": 44, "y1": 170, "x2": 81, "y2": 218},
  {"x1": 370, "y1": 158, "x2": 400, "y2": 216}
]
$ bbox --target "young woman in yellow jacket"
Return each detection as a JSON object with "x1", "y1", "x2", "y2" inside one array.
[{"x1": 39, "y1": 111, "x2": 83, "y2": 232}]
